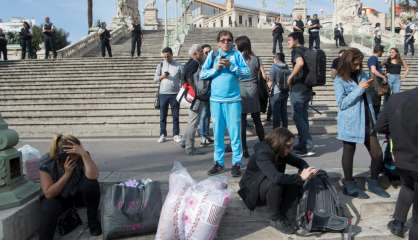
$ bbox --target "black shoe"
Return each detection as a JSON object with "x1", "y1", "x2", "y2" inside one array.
[
  {"x1": 343, "y1": 181, "x2": 370, "y2": 199},
  {"x1": 270, "y1": 218, "x2": 296, "y2": 235},
  {"x1": 89, "y1": 221, "x2": 102, "y2": 236},
  {"x1": 208, "y1": 163, "x2": 225, "y2": 176},
  {"x1": 387, "y1": 220, "x2": 405, "y2": 238},
  {"x1": 243, "y1": 149, "x2": 250, "y2": 158},
  {"x1": 367, "y1": 178, "x2": 390, "y2": 198},
  {"x1": 231, "y1": 164, "x2": 242, "y2": 177}
]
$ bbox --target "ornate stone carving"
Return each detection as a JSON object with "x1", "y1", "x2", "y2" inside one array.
[{"x1": 145, "y1": 0, "x2": 156, "y2": 9}]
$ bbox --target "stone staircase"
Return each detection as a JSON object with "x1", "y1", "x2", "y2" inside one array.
[{"x1": 1, "y1": 28, "x2": 418, "y2": 138}]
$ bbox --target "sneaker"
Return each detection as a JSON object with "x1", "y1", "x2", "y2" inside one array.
[
  {"x1": 387, "y1": 220, "x2": 405, "y2": 238},
  {"x1": 343, "y1": 181, "x2": 370, "y2": 199},
  {"x1": 208, "y1": 163, "x2": 225, "y2": 176},
  {"x1": 173, "y1": 135, "x2": 182, "y2": 144},
  {"x1": 293, "y1": 148, "x2": 315, "y2": 157},
  {"x1": 157, "y1": 135, "x2": 166, "y2": 143},
  {"x1": 270, "y1": 218, "x2": 296, "y2": 235},
  {"x1": 206, "y1": 136, "x2": 214, "y2": 143},
  {"x1": 200, "y1": 137, "x2": 211, "y2": 146},
  {"x1": 88, "y1": 221, "x2": 102, "y2": 236},
  {"x1": 231, "y1": 164, "x2": 242, "y2": 177},
  {"x1": 367, "y1": 178, "x2": 390, "y2": 198}
]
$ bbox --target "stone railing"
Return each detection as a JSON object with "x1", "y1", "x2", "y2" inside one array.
[{"x1": 56, "y1": 25, "x2": 128, "y2": 58}]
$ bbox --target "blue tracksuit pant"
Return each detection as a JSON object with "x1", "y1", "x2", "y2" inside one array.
[{"x1": 210, "y1": 101, "x2": 242, "y2": 166}]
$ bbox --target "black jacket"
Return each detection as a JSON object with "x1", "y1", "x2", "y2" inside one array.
[
  {"x1": 376, "y1": 87, "x2": 418, "y2": 172},
  {"x1": 238, "y1": 142, "x2": 309, "y2": 210}
]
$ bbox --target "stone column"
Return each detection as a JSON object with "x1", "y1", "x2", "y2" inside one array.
[{"x1": 113, "y1": 0, "x2": 140, "y2": 28}]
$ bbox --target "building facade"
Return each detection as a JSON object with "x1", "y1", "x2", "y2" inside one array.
[{"x1": 0, "y1": 18, "x2": 36, "y2": 33}]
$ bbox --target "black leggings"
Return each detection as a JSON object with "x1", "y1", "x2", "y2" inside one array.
[
  {"x1": 342, "y1": 133, "x2": 383, "y2": 181},
  {"x1": 241, "y1": 112, "x2": 265, "y2": 151},
  {"x1": 39, "y1": 178, "x2": 101, "y2": 240},
  {"x1": 258, "y1": 179, "x2": 302, "y2": 221}
]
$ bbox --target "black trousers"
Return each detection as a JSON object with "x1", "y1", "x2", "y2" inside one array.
[
  {"x1": 131, "y1": 37, "x2": 142, "y2": 57},
  {"x1": 374, "y1": 37, "x2": 382, "y2": 47},
  {"x1": 298, "y1": 32, "x2": 305, "y2": 46},
  {"x1": 335, "y1": 35, "x2": 345, "y2": 48},
  {"x1": 241, "y1": 112, "x2": 265, "y2": 151},
  {"x1": 309, "y1": 32, "x2": 320, "y2": 49},
  {"x1": 258, "y1": 178, "x2": 302, "y2": 221},
  {"x1": 21, "y1": 39, "x2": 33, "y2": 59},
  {"x1": 101, "y1": 40, "x2": 112, "y2": 57},
  {"x1": 404, "y1": 37, "x2": 415, "y2": 56},
  {"x1": 272, "y1": 35, "x2": 283, "y2": 54},
  {"x1": 342, "y1": 132, "x2": 383, "y2": 181},
  {"x1": 393, "y1": 169, "x2": 418, "y2": 240},
  {"x1": 44, "y1": 35, "x2": 56, "y2": 59},
  {"x1": 39, "y1": 178, "x2": 101, "y2": 240},
  {"x1": 0, "y1": 45, "x2": 7, "y2": 60}
]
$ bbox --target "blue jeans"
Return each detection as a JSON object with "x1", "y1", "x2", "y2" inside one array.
[
  {"x1": 198, "y1": 102, "x2": 210, "y2": 137},
  {"x1": 388, "y1": 74, "x2": 401, "y2": 94},
  {"x1": 211, "y1": 101, "x2": 242, "y2": 166},
  {"x1": 159, "y1": 94, "x2": 180, "y2": 137},
  {"x1": 291, "y1": 90, "x2": 312, "y2": 150},
  {"x1": 271, "y1": 91, "x2": 289, "y2": 129}
]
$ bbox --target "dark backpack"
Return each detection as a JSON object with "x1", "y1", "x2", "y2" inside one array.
[
  {"x1": 274, "y1": 65, "x2": 291, "y2": 91},
  {"x1": 303, "y1": 48, "x2": 327, "y2": 87},
  {"x1": 297, "y1": 171, "x2": 352, "y2": 238}
]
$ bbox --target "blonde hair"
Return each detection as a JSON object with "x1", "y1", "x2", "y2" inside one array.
[{"x1": 49, "y1": 134, "x2": 81, "y2": 161}]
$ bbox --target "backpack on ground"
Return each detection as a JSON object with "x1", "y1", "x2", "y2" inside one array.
[
  {"x1": 297, "y1": 170, "x2": 352, "y2": 238},
  {"x1": 303, "y1": 48, "x2": 327, "y2": 87}
]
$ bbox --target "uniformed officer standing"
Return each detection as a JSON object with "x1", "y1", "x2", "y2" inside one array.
[
  {"x1": 20, "y1": 21, "x2": 33, "y2": 59},
  {"x1": 43, "y1": 17, "x2": 57, "y2": 59},
  {"x1": 0, "y1": 28, "x2": 7, "y2": 61},
  {"x1": 129, "y1": 19, "x2": 143, "y2": 58},
  {"x1": 272, "y1": 16, "x2": 284, "y2": 54},
  {"x1": 401, "y1": 17, "x2": 416, "y2": 56},
  {"x1": 307, "y1": 14, "x2": 321, "y2": 49},
  {"x1": 292, "y1": 15, "x2": 305, "y2": 45},
  {"x1": 98, "y1": 22, "x2": 112, "y2": 58}
]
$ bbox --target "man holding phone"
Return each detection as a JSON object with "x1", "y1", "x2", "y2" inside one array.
[{"x1": 200, "y1": 30, "x2": 250, "y2": 177}]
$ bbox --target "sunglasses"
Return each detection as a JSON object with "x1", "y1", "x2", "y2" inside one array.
[{"x1": 219, "y1": 38, "x2": 233, "y2": 43}]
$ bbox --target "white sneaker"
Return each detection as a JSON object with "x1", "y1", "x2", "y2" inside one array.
[
  {"x1": 157, "y1": 135, "x2": 166, "y2": 143},
  {"x1": 173, "y1": 135, "x2": 182, "y2": 144}
]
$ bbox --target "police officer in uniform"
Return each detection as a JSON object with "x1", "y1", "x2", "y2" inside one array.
[
  {"x1": 292, "y1": 15, "x2": 305, "y2": 46},
  {"x1": 129, "y1": 19, "x2": 143, "y2": 58},
  {"x1": 98, "y1": 22, "x2": 112, "y2": 58},
  {"x1": 272, "y1": 16, "x2": 284, "y2": 54},
  {"x1": 401, "y1": 17, "x2": 416, "y2": 56},
  {"x1": 0, "y1": 28, "x2": 7, "y2": 61},
  {"x1": 20, "y1": 21, "x2": 33, "y2": 59},
  {"x1": 307, "y1": 14, "x2": 321, "y2": 49},
  {"x1": 43, "y1": 17, "x2": 57, "y2": 59}
]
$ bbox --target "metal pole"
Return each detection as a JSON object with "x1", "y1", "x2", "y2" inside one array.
[
  {"x1": 391, "y1": 0, "x2": 396, "y2": 47},
  {"x1": 175, "y1": 0, "x2": 179, "y2": 36},
  {"x1": 164, "y1": 0, "x2": 169, "y2": 47}
]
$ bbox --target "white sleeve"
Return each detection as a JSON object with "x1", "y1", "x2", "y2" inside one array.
[
  {"x1": 411, "y1": 24, "x2": 416, "y2": 30},
  {"x1": 307, "y1": 20, "x2": 312, "y2": 26},
  {"x1": 293, "y1": 21, "x2": 296, "y2": 26}
]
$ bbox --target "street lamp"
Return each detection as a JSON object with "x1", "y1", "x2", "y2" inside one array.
[{"x1": 164, "y1": 0, "x2": 169, "y2": 47}]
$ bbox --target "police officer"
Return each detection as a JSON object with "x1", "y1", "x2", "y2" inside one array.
[
  {"x1": 0, "y1": 28, "x2": 7, "y2": 61},
  {"x1": 401, "y1": 17, "x2": 416, "y2": 56},
  {"x1": 272, "y1": 15, "x2": 284, "y2": 54},
  {"x1": 20, "y1": 21, "x2": 33, "y2": 60},
  {"x1": 98, "y1": 22, "x2": 112, "y2": 58},
  {"x1": 307, "y1": 14, "x2": 321, "y2": 49},
  {"x1": 292, "y1": 15, "x2": 305, "y2": 45},
  {"x1": 43, "y1": 17, "x2": 57, "y2": 59},
  {"x1": 129, "y1": 18, "x2": 143, "y2": 58}
]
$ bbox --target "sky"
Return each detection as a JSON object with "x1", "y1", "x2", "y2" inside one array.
[{"x1": 0, "y1": 0, "x2": 390, "y2": 43}]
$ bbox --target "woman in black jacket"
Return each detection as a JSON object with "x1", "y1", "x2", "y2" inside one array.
[{"x1": 238, "y1": 128, "x2": 318, "y2": 234}]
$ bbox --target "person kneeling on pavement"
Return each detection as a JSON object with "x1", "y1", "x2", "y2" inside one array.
[
  {"x1": 238, "y1": 128, "x2": 318, "y2": 234},
  {"x1": 39, "y1": 134, "x2": 101, "y2": 240}
]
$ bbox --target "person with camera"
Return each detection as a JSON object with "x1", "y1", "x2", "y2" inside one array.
[
  {"x1": 334, "y1": 48, "x2": 389, "y2": 199},
  {"x1": 39, "y1": 134, "x2": 101, "y2": 240},
  {"x1": 200, "y1": 30, "x2": 250, "y2": 177},
  {"x1": 154, "y1": 47, "x2": 183, "y2": 144},
  {"x1": 238, "y1": 128, "x2": 318, "y2": 234}
]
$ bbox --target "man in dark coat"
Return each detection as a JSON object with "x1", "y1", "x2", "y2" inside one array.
[
  {"x1": 129, "y1": 19, "x2": 143, "y2": 58},
  {"x1": 376, "y1": 87, "x2": 418, "y2": 239},
  {"x1": 42, "y1": 16, "x2": 57, "y2": 59},
  {"x1": 98, "y1": 22, "x2": 112, "y2": 58},
  {"x1": 0, "y1": 28, "x2": 7, "y2": 61}
]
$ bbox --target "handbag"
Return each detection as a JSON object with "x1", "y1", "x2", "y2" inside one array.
[
  {"x1": 176, "y1": 83, "x2": 196, "y2": 109},
  {"x1": 256, "y1": 57, "x2": 269, "y2": 113},
  {"x1": 371, "y1": 74, "x2": 389, "y2": 96},
  {"x1": 154, "y1": 62, "x2": 164, "y2": 110},
  {"x1": 57, "y1": 207, "x2": 82, "y2": 236}
]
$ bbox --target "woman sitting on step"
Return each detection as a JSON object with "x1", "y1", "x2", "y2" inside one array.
[
  {"x1": 238, "y1": 128, "x2": 318, "y2": 234},
  {"x1": 39, "y1": 134, "x2": 101, "y2": 240}
]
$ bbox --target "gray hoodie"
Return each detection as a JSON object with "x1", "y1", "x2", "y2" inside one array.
[{"x1": 270, "y1": 62, "x2": 290, "y2": 95}]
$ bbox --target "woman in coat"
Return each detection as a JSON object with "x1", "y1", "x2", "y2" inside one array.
[
  {"x1": 238, "y1": 128, "x2": 317, "y2": 234},
  {"x1": 334, "y1": 48, "x2": 389, "y2": 199}
]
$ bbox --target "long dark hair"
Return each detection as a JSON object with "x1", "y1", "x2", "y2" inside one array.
[
  {"x1": 387, "y1": 48, "x2": 403, "y2": 65},
  {"x1": 336, "y1": 48, "x2": 364, "y2": 81},
  {"x1": 23, "y1": 21, "x2": 31, "y2": 29},
  {"x1": 235, "y1": 35, "x2": 254, "y2": 61},
  {"x1": 264, "y1": 128, "x2": 295, "y2": 158}
]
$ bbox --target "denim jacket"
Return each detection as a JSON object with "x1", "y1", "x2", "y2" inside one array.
[{"x1": 334, "y1": 71, "x2": 377, "y2": 143}]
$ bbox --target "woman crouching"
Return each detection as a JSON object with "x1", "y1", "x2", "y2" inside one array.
[
  {"x1": 238, "y1": 128, "x2": 318, "y2": 234},
  {"x1": 39, "y1": 134, "x2": 101, "y2": 240}
]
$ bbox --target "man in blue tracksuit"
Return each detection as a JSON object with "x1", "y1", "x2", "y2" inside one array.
[{"x1": 200, "y1": 30, "x2": 250, "y2": 177}]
